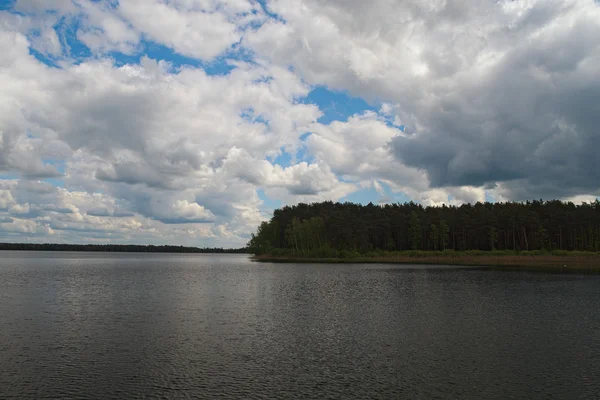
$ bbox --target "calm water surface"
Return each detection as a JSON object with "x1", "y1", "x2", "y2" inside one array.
[{"x1": 0, "y1": 251, "x2": 599, "y2": 399}]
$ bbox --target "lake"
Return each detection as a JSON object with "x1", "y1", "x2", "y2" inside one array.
[{"x1": 0, "y1": 251, "x2": 598, "y2": 399}]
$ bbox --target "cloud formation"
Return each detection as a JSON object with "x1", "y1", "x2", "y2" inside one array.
[
  {"x1": 248, "y1": 0, "x2": 600, "y2": 201},
  {"x1": 1, "y1": 0, "x2": 599, "y2": 245}
]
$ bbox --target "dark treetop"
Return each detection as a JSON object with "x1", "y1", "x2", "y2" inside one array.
[{"x1": 248, "y1": 200, "x2": 600, "y2": 255}]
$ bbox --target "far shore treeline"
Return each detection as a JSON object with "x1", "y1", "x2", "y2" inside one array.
[
  {"x1": 248, "y1": 200, "x2": 600, "y2": 257},
  {"x1": 0, "y1": 243, "x2": 248, "y2": 253}
]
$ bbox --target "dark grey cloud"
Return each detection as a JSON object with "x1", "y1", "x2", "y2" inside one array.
[
  {"x1": 388, "y1": 2, "x2": 600, "y2": 200},
  {"x1": 43, "y1": 205, "x2": 74, "y2": 214},
  {"x1": 61, "y1": 90, "x2": 162, "y2": 155},
  {"x1": 11, "y1": 180, "x2": 59, "y2": 206},
  {"x1": 152, "y1": 216, "x2": 215, "y2": 224},
  {"x1": 248, "y1": 0, "x2": 600, "y2": 201},
  {"x1": 20, "y1": 165, "x2": 63, "y2": 179},
  {"x1": 288, "y1": 185, "x2": 319, "y2": 196},
  {"x1": 96, "y1": 162, "x2": 175, "y2": 190},
  {"x1": 391, "y1": 67, "x2": 600, "y2": 198},
  {"x1": 8, "y1": 208, "x2": 41, "y2": 219},
  {"x1": 47, "y1": 223, "x2": 123, "y2": 236},
  {"x1": 195, "y1": 193, "x2": 237, "y2": 218},
  {"x1": 86, "y1": 208, "x2": 135, "y2": 217},
  {"x1": 14, "y1": 180, "x2": 57, "y2": 194}
]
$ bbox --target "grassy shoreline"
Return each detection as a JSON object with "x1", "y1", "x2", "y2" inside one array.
[{"x1": 252, "y1": 252, "x2": 600, "y2": 272}]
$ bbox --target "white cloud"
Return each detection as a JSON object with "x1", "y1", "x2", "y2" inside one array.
[
  {"x1": 220, "y1": 146, "x2": 351, "y2": 196},
  {"x1": 116, "y1": 0, "x2": 260, "y2": 60},
  {"x1": 247, "y1": 0, "x2": 600, "y2": 200},
  {"x1": 1, "y1": 0, "x2": 599, "y2": 245},
  {"x1": 0, "y1": 24, "x2": 335, "y2": 245},
  {"x1": 0, "y1": 188, "x2": 16, "y2": 209},
  {"x1": 172, "y1": 200, "x2": 213, "y2": 219},
  {"x1": 8, "y1": 203, "x2": 30, "y2": 215},
  {"x1": 563, "y1": 195, "x2": 600, "y2": 204}
]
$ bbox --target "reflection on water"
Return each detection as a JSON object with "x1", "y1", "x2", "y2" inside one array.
[{"x1": 1, "y1": 251, "x2": 599, "y2": 399}]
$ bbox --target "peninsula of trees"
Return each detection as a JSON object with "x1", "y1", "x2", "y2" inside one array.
[
  {"x1": 0, "y1": 243, "x2": 248, "y2": 253},
  {"x1": 248, "y1": 200, "x2": 600, "y2": 268}
]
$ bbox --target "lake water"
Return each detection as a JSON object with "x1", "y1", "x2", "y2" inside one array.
[{"x1": 0, "y1": 251, "x2": 599, "y2": 399}]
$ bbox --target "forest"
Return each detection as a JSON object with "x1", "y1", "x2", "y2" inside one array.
[
  {"x1": 247, "y1": 200, "x2": 600, "y2": 256},
  {"x1": 0, "y1": 243, "x2": 248, "y2": 253}
]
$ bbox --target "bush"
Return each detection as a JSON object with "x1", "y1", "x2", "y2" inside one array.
[
  {"x1": 338, "y1": 249, "x2": 361, "y2": 259},
  {"x1": 269, "y1": 248, "x2": 289, "y2": 257},
  {"x1": 306, "y1": 245, "x2": 338, "y2": 258}
]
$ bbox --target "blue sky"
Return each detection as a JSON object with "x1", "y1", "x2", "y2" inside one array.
[{"x1": 0, "y1": 0, "x2": 598, "y2": 245}]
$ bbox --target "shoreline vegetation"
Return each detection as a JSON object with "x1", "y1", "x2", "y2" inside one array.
[
  {"x1": 0, "y1": 243, "x2": 248, "y2": 253},
  {"x1": 251, "y1": 250, "x2": 600, "y2": 272},
  {"x1": 247, "y1": 200, "x2": 600, "y2": 272}
]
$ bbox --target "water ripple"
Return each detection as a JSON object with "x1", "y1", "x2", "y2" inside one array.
[{"x1": 0, "y1": 252, "x2": 599, "y2": 399}]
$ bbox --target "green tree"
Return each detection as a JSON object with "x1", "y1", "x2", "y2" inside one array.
[
  {"x1": 429, "y1": 224, "x2": 439, "y2": 250},
  {"x1": 248, "y1": 221, "x2": 276, "y2": 254},
  {"x1": 409, "y1": 211, "x2": 422, "y2": 250},
  {"x1": 536, "y1": 225, "x2": 550, "y2": 250},
  {"x1": 439, "y1": 220, "x2": 449, "y2": 250},
  {"x1": 248, "y1": 199, "x2": 600, "y2": 255},
  {"x1": 487, "y1": 226, "x2": 498, "y2": 250}
]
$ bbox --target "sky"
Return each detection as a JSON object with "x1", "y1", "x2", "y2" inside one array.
[{"x1": 0, "y1": 0, "x2": 599, "y2": 247}]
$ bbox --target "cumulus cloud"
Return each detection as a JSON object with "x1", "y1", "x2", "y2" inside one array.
[
  {"x1": 1, "y1": 0, "x2": 599, "y2": 245},
  {"x1": 0, "y1": 11, "x2": 330, "y2": 245},
  {"x1": 0, "y1": 189, "x2": 16, "y2": 209},
  {"x1": 247, "y1": 0, "x2": 600, "y2": 201},
  {"x1": 12, "y1": 0, "x2": 263, "y2": 59},
  {"x1": 117, "y1": 0, "x2": 263, "y2": 60},
  {"x1": 220, "y1": 146, "x2": 352, "y2": 196},
  {"x1": 86, "y1": 208, "x2": 134, "y2": 218},
  {"x1": 9, "y1": 203, "x2": 30, "y2": 215}
]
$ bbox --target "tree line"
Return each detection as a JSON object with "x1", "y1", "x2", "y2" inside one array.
[
  {"x1": 0, "y1": 243, "x2": 249, "y2": 253},
  {"x1": 248, "y1": 200, "x2": 600, "y2": 255}
]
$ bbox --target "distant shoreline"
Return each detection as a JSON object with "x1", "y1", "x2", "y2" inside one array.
[
  {"x1": 0, "y1": 243, "x2": 248, "y2": 254},
  {"x1": 252, "y1": 253, "x2": 600, "y2": 272}
]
